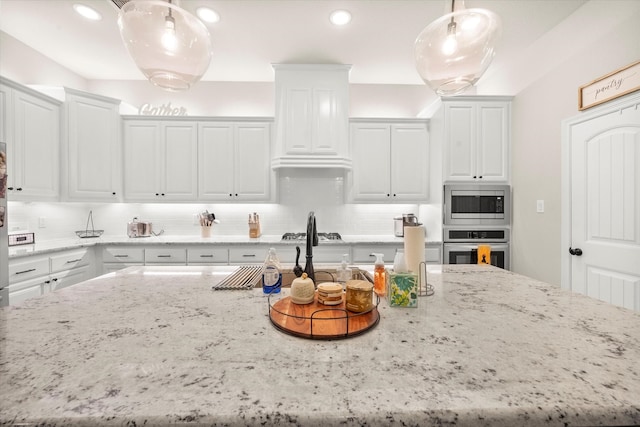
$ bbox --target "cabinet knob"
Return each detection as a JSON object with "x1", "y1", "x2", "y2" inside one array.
[
  {"x1": 229, "y1": 193, "x2": 233, "y2": 197},
  {"x1": 112, "y1": 192, "x2": 116, "y2": 196},
  {"x1": 235, "y1": 193, "x2": 238, "y2": 197},
  {"x1": 7, "y1": 187, "x2": 13, "y2": 191},
  {"x1": 155, "y1": 193, "x2": 159, "y2": 196},
  {"x1": 393, "y1": 193, "x2": 397, "y2": 197},
  {"x1": 387, "y1": 193, "x2": 390, "y2": 197},
  {"x1": 473, "y1": 176, "x2": 477, "y2": 179},
  {"x1": 17, "y1": 187, "x2": 23, "y2": 191},
  {"x1": 479, "y1": 176, "x2": 483, "y2": 179},
  {"x1": 161, "y1": 193, "x2": 165, "y2": 196}
]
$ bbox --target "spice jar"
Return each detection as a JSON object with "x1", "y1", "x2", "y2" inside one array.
[{"x1": 345, "y1": 280, "x2": 374, "y2": 313}]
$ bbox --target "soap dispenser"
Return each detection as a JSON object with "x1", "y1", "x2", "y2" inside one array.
[
  {"x1": 337, "y1": 254, "x2": 351, "y2": 284},
  {"x1": 373, "y1": 253, "x2": 386, "y2": 296}
]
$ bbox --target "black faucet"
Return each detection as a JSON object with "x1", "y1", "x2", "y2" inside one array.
[{"x1": 304, "y1": 211, "x2": 318, "y2": 283}]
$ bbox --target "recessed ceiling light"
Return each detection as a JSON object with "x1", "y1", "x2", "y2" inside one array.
[
  {"x1": 329, "y1": 9, "x2": 352, "y2": 26},
  {"x1": 73, "y1": 3, "x2": 102, "y2": 21},
  {"x1": 196, "y1": 7, "x2": 220, "y2": 23}
]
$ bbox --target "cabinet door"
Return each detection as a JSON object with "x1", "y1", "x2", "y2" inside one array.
[
  {"x1": 8, "y1": 275, "x2": 47, "y2": 306},
  {"x1": 161, "y1": 122, "x2": 198, "y2": 200},
  {"x1": 67, "y1": 93, "x2": 121, "y2": 200},
  {"x1": 234, "y1": 123, "x2": 271, "y2": 201},
  {"x1": 50, "y1": 265, "x2": 93, "y2": 292},
  {"x1": 0, "y1": 84, "x2": 10, "y2": 146},
  {"x1": 444, "y1": 103, "x2": 475, "y2": 181},
  {"x1": 390, "y1": 123, "x2": 429, "y2": 201},
  {"x1": 198, "y1": 122, "x2": 235, "y2": 200},
  {"x1": 477, "y1": 102, "x2": 509, "y2": 181},
  {"x1": 350, "y1": 123, "x2": 391, "y2": 201},
  {"x1": 12, "y1": 90, "x2": 60, "y2": 200},
  {"x1": 123, "y1": 121, "x2": 160, "y2": 201}
]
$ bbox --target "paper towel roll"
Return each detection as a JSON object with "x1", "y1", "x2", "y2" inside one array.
[{"x1": 403, "y1": 225, "x2": 425, "y2": 275}]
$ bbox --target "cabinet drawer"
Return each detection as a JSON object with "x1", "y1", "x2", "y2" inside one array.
[
  {"x1": 310, "y1": 245, "x2": 350, "y2": 263},
  {"x1": 187, "y1": 248, "x2": 228, "y2": 264},
  {"x1": 351, "y1": 245, "x2": 401, "y2": 264},
  {"x1": 145, "y1": 248, "x2": 187, "y2": 264},
  {"x1": 9, "y1": 257, "x2": 50, "y2": 284},
  {"x1": 103, "y1": 247, "x2": 145, "y2": 263},
  {"x1": 228, "y1": 247, "x2": 267, "y2": 264},
  {"x1": 425, "y1": 245, "x2": 442, "y2": 263},
  {"x1": 50, "y1": 249, "x2": 91, "y2": 273},
  {"x1": 50, "y1": 265, "x2": 93, "y2": 292}
]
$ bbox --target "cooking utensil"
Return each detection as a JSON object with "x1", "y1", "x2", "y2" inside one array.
[
  {"x1": 293, "y1": 246, "x2": 303, "y2": 277},
  {"x1": 199, "y1": 210, "x2": 220, "y2": 227}
]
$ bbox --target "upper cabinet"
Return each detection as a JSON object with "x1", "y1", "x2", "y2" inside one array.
[
  {"x1": 123, "y1": 118, "x2": 198, "y2": 202},
  {"x1": 64, "y1": 88, "x2": 121, "y2": 201},
  {"x1": 198, "y1": 120, "x2": 272, "y2": 202},
  {"x1": 442, "y1": 96, "x2": 511, "y2": 183},
  {"x1": 0, "y1": 78, "x2": 61, "y2": 201},
  {"x1": 272, "y1": 64, "x2": 351, "y2": 169},
  {"x1": 349, "y1": 119, "x2": 429, "y2": 202}
]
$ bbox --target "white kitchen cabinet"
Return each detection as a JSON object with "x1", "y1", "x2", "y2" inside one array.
[
  {"x1": 350, "y1": 120, "x2": 429, "y2": 202},
  {"x1": 145, "y1": 247, "x2": 187, "y2": 264},
  {"x1": 198, "y1": 120, "x2": 272, "y2": 201},
  {"x1": 309, "y1": 245, "x2": 350, "y2": 264},
  {"x1": 187, "y1": 247, "x2": 229, "y2": 265},
  {"x1": 0, "y1": 78, "x2": 61, "y2": 201},
  {"x1": 64, "y1": 88, "x2": 121, "y2": 201},
  {"x1": 8, "y1": 248, "x2": 95, "y2": 305},
  {"x1": 272, "y1": 64, "x2": 351, "y2": 169},
  {"x1": 351, "y1": 243, "x2": 442, "y2": 265},
  {"x1": 123, "y1": 118, "x2": 198, "y2": 201},
  {"x1": 228, "y1": 246, "x2": 272, "y2": 264},
  {"x1": 102, "y1": 246, "x2": 145, "y2": 274},
  {"x1": 443, "y1": 97, "x2": 511, "y2": 182}
]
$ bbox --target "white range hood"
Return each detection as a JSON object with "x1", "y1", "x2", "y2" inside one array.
[{"x1": 271, "y1": 64, "x2": 352, "y2": 169}]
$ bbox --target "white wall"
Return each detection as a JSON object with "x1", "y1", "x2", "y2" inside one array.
[{"x1": 510, "y1": 4, "x2": 640, "y2": 285}]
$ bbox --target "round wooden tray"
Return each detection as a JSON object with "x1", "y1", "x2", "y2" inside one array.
[{"x1": 268, "y1": 292, "x2": 380, "y2": 340}]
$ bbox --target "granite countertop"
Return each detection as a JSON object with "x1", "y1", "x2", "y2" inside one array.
[
  {"x1": 8, "y1": 234, "x2": 441, "y2": 258},
  {"x1": 1, "y1": 265, "x2": 639, "y2": 426}
]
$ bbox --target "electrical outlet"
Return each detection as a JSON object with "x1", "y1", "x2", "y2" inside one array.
[
  {"x1": 536, "y1": 200, "x2": 544, "y2": 213},
  {"x1": 38, "y1": 217, "x2": 46, "y2": 228}
]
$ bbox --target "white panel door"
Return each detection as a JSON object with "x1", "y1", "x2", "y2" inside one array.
[
  {"x1": 350, "y1": 123, "x2": 390, "y2": 201},
  {"x1": 445, "y1": 104, "x2": 475, "y2": 180},
  {"x1": 234, "y1": 123, "x2": 271, "y2": 201},
  {"x1": 162, "y1": 122, "x2": 197, "y2": 200},
  {"x1": 123, "y1": 121, "x2": 160, "y2": 201},
  {"x1": 570, "y1": 99, "x2": 640, "y2": 311},
  {"x1": 198, "y1": 122, "x2": 235, "y2": 200},
  {"x1": 390, "y1": 123, "x2": 429, "y2": 201},
  {"x1": 477, "y1": 102, "x2": 509, "y2": 181}
]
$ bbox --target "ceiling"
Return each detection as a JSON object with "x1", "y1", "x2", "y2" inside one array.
[{"x1": 0, "y1": 0, "x2": 588, "y2": 89}]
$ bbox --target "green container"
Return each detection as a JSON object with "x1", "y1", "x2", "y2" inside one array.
[{"x1": 388, "y1": 272, "x2": 418, "y2": 307}]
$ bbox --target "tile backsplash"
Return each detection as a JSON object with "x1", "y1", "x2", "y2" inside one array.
[{"x1": 7, "y1": 171, "x2": 442, "y2": 241}]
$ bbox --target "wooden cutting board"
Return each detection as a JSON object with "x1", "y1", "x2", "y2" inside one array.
[{"x1": 268, "y1": 295, "x2": 379, "y2": 339}]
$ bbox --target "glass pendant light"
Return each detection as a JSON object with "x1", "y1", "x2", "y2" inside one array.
[
  {"x1": 118, "y1": 0, "x2": 213, "y2": 91},
  {"x1": 415, "y1": 0, "x2": 501, "y2": 96}
]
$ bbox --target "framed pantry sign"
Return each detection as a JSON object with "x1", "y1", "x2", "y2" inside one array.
[{"x1": 579, "y1": 60, "x2": 640, "y2": 111}]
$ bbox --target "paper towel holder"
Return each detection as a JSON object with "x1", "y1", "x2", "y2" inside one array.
[{"x1": 418, "y1": 261, "x2": 434, "y2": 297}]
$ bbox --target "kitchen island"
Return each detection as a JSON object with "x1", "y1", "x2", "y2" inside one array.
[{"x1": 1, "y1": 265, "x2": 639, "y2": 426}]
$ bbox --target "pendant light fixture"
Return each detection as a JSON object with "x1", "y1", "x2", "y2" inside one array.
[
  {"x1": 414, "y1": 0, "x2": 501, "y2": 96},
  {"x1": 118, "y1": 0, "x2": 213, "y2": 91}
]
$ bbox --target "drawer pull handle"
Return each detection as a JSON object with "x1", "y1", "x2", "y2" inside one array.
[
  {"x1": 199, "y1": 255, "x2": 214, "y2": 258},
  {"x1": 157, "y1": 255, "x2": 172, "y2": 258},
  {"x1": 65, "y1": 259, "x2": 82, "y2": 264},
  {"x1": 16, "y1": 268, "x2": 36, "y2": 275},
  {"x1": 114, "y1": 255, "x2": 129, "y2": 258},
  {"x1": 242, "y1": 254, "x2": 256, "y2": 257}
]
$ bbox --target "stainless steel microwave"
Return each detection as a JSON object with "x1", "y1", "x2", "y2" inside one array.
[{"x1": 444, "y1": 184, "x2": 511, "y2": 226}]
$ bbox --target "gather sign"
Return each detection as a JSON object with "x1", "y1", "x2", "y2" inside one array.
[{"x1": 138, "y1": 102, "x2": 188, "y2": 116}]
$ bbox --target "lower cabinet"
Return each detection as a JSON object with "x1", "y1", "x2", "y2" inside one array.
[
  {"x1": 8, "y1": 248, "x2": 95, "y2": 306},
  {"x1": 102, "y1": 246, "x2": 145, "y2": 274},
  {"x1": 187, "y1": 248, "x2": 229, "y2": 265},
  {"x1": 352, "y1": 243, "x2": 442, "y2": 265}
]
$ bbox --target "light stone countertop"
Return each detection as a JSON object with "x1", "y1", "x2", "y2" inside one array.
[
  {"x1": 1, "y1": 264, "x2": 639, "y2": 426},
  {"x1": 8, "y1": 234, "x2": 440, "y2": 258}
]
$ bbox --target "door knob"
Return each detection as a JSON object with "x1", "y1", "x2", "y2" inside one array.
[{"x1": 569, "y1": 247, "x2": 583, "y2": 256}]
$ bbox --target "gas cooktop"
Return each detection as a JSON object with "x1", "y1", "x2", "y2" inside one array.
[{"x1": 281, "y1": 232, "x2": 342, "y2": 241}]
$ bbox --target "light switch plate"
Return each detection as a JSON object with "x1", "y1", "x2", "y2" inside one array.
[{"x1": 536, "y1": 200, "x2": 544, "y2": 213}]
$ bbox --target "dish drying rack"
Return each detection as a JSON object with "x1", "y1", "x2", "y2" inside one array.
[{"x1": 75, "y1": 210, "x2": 104, "y2": 238}]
